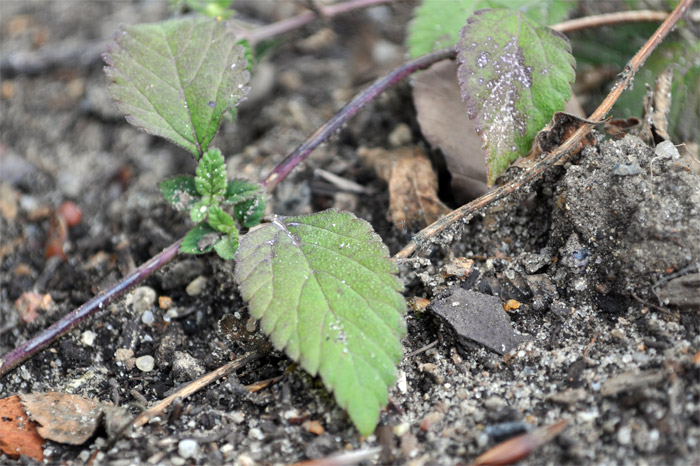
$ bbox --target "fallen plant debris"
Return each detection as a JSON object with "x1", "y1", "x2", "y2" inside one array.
[
  {"x1": 471, "y1": 419, "x2": 570, "y2": 466},
  {"x1": 19, "y1": 392, "x2": 130, "y2": 445},
  {"x1": 358, "y1": 145, "x2": 450, "y2": 229},
  {"x1": 0, "y1": 395, "x2": 44, "y2": 461}
]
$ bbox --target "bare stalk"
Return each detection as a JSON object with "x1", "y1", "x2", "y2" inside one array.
[{"x1": 0, "y1": 240, "x2": 183, "y2": 377}]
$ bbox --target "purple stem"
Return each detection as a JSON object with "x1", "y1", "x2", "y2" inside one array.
[
  {"x1": 243, "y1": 0, "x2": 395, "y2": 46},
  {"x1": 0, "y1": 240, "x2": 183, "y2": 377},
  {"x1": 0, "y1": 46, "x2": 456, "y2": 378},
  {"x1": 262, "y1": 46, "x2": 456, "y2": 190}
]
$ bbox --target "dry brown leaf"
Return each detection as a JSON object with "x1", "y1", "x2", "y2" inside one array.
[
  {"x1": 14, "y1": 291, "x2": 53, "y2": 324},
  {"x1": 359, "y1": 146, "x2": 450, "y2": 230},
  {"x1": 0, "y1": 395, "x2": 44, "y2": 461},
  {"x1": 19, "y1": 392, "x2": 130, "y2": 445},
  {"x1": 603, "y1": 117, "x2": 641, "y2": 139},
  {"x1": 412, "y1": 60, "x2": 488, "y2": 204}
]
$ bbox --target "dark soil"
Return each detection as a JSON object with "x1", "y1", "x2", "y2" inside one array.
[{"x1": 1, "y1": 1, "x2": 699, "y2": 465}]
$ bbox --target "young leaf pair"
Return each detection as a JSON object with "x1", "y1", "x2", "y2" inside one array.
[{"x1": 159, "y1": 150, "x2": 265, "y2": 260}]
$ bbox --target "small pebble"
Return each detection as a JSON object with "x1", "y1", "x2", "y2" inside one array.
[
  {"x1": 654, "y1": 140, "x2": 679, "y2": 159},
  {"x1": 129, "y1": 286, "x2": 156, "y2": 313},
  {"x1": 115, "y1": 348, "x2": 134, "y2": 362},
  {"x1": 220, "y1": 444, "x2": 234, "y2": 459},
  {"x1": 617, "y1": 426, "x2": 632, "y2": 445},
  {"x1": 396, "y1": 370, "x2": 408, "y2": 393},
  {"x1": 248, "y1": 427, "x2": 265, "y2": 440},
  {"x1": 178, "y1": 439, "x2": 198, "y2": 459},
  {"x1": 135, "y1": 355, "x2": 155, "y2": 372},
  {"x1": 388, "y1": 123, "x2": 412, "y2": 147},
  {"x1": 186, "y1": 276, "x2": 207, "y2": 296},
  {"x1": 612, "y1": 163, "x2": 642, "y2": 176},
  {"x1": 393, "y1": 422, "x2": 410, "y2": 437},
  {"x1": 245, "y1": 317, "x2": 257, "y2": 333},
  {"x1": 302, "y1": 420, "x2": 325, "y2": 435},
  {"x1": 484, "y1": 396, "x2": 506, "y2": 410},
  {"x1": 610, "y1": 328, "x2": 625, "y2": 341},
  {"x1": 158, "y1": 296, "x2": 173, "y2": 310},
  {"x1": 141, "y1": 310, "x2": 155, "y2": 326},
  {"x1": 81, "y1": 330, "x2": 96, "y2": 346}
]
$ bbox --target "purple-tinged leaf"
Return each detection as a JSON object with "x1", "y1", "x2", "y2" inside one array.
[{"x1": 457, "y1": 9, "x2": 575, "y2": 184}]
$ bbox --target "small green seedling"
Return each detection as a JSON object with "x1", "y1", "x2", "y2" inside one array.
[{"x1": 104, "y1": 16, "x2": 405, "y2": 435}]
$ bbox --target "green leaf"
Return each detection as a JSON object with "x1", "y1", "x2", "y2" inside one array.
[
  {"x1": 234, "y1": 210, "x2": 406, "y2": 435},
  {"x1": 104, "y1": 17, "x2": 250, "y2": 158},
  {"x1": 234, "y1": 196, "x2": 266, "y2": 228},
  {"x1": 224, "y1": 178, "x2": 263, "y2": 205},
  {"x1": 179, "y1": 0, "x2": 234, "y2": 19},
  {"x1": 208, "y1": 205, "x2": 235, "y2": 234},
  {"x1": 181, "y1": 223, "x2": 220, "y2": 254},
  {"x1": 214, "y1": 231, "x2": 239, "y2": 260},
  {"x1": 190, "y1": 201, "x2": 208, "y2": 223},
  {"x1": 407, "y1": 0, "x2": 573, "y2": 58},
  {"x1": 457, "y1": 9, "x2": 575, "y2": 184},
  {"x1": 195, "y1": 148, "x2": 227, "y2": 199},
  {"x1": 160, "y1": 175, "x2": 199, "y2": 211}
]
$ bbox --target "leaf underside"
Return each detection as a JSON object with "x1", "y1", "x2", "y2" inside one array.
[
  {"x1": 457, "y1": 8, "x2": 575, "y2": 184},
  {"x1": 104, "y1": 16, "x2": 250, "y2": 158},
  {"x1": 407, "y1": 0, "x2": 573, "y2": 58},
  {"x1": 160, "y1": 175, "x2": 198, "y2": 211},
  {"x1": 234, "y1": 210, "x2": 406, "y2": 435}
]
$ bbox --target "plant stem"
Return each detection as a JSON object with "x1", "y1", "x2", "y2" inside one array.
[
  {"x1": 552, "y1": 10, "x2": 670, "y2": 33},
  {"x1": 261, "y1": 47, "x2": 455, "y2": 191},
  {"x1": 0, "y1": 240, "x2": 183, "y2": 377},
  {"x1": 393, "y1": 0, "x2": 694, "y2": 260},
  {"x1": 241, "y1": 0, "x2": 395, "y2": 46}
]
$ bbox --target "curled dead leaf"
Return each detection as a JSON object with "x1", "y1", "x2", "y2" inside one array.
[
  {"x1": 14, "y1": 291, "x2": 53, "y2": 324},
  {"x1": 412, "y1": 60, "x2": 488, "y2": 204},
  {"x1": 358, "y1": 146, "x2": 450, "y2": 230},
  {"x1": 19, "y1": 392, "x2": 131, "y2": 445},
  {"x1": 0, "y1": 395, "x2": 44, "y2": 461}
]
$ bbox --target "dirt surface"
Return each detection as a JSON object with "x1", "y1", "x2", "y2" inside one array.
[{"x1": 1, "y1": 1, "x2": 699, "y2": 465}]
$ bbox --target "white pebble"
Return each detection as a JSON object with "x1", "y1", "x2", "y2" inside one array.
[
  {"x1": 248, "y1": 427, "x2": 264, "y2": 440},
  {"x1": 141, "y1": 310, "x2": 155, "y2": 326},
  {"x1": 186, "y1": 276, "x2": 207, "y2": 296},
  {"x1": 178, "y1": 439, "x2": 198, "y2": 459},
  {"x1": 129, "y1": 286, "x2": 156, "y2": 313},
  {"x1": 135, "y1": 355, "x2": 155, "y2": 372},
  {"x1": 81, "y1": 330, "x2": 96, "y2": 346},
  {"x1": 618, "y1": 426, "x2": 632, "y2": 445}
]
